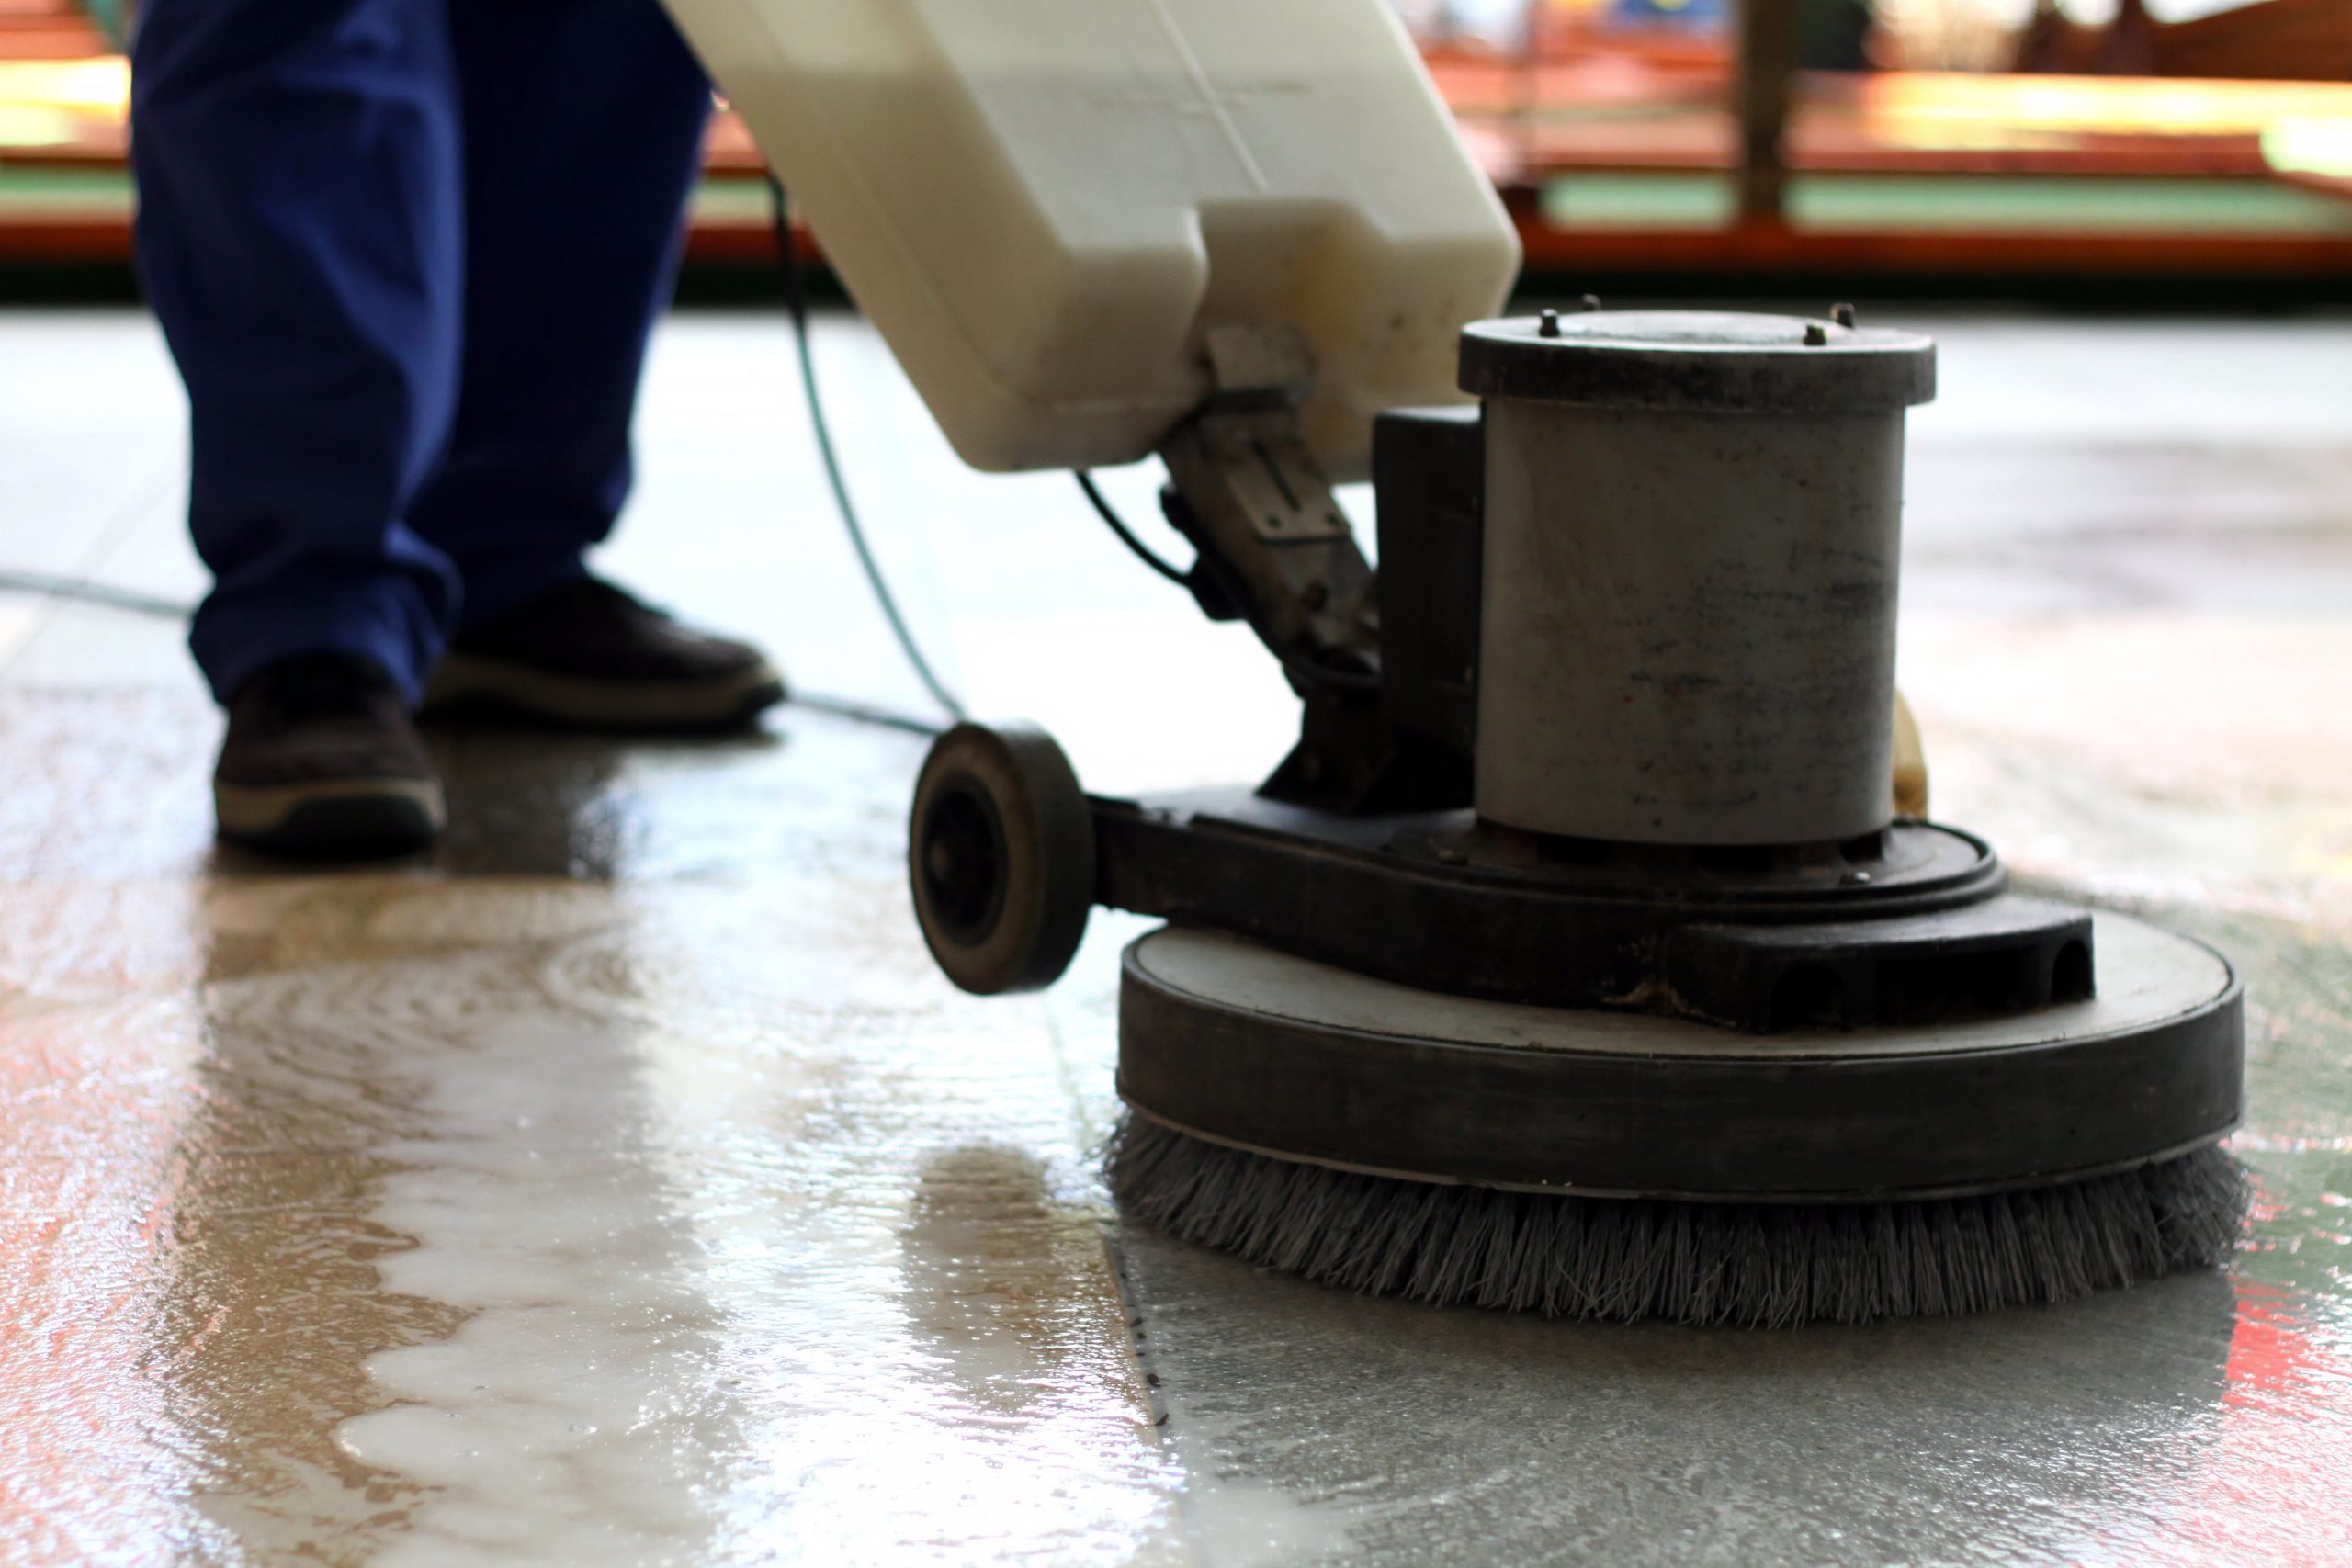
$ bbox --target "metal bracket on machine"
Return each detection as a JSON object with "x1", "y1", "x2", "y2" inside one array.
[
  {"x1": 1156, "y1": 323, "x2": 1378, "y2": 687},
  {"x1": 1156, "y1": 323, "x2": 1467, "y2": 814}
]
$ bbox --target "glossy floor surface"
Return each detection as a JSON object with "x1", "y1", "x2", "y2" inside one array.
[{"x1": 4, "y1": 306, "x2": 2352, "y2": 1565}]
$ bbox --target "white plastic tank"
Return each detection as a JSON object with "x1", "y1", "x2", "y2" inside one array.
[{"x1": 662, "y1": 0, "x2": 1521, "y2": 475}]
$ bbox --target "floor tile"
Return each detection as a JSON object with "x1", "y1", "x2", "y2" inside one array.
[{"x1": 3, "y1": 305, "x2": 2350, "y2": 1564}]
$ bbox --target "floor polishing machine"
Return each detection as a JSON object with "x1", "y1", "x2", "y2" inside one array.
[{"x1": 662, "y1": 0, "x2": 2246, "y2": 1325}]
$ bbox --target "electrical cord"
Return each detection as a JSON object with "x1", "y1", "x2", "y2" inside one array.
[
  {"x1": 767, "y1": 175, "x2": 967, "y2": 725},
  {"x1": 782, "y1": 691, "x2": 944, "y2": 738},
  {"x1": 769, "y1": 179, "x2": 1193, "y2": 702},
  {"x1": 0, "y1": 566, "x2": 955, "y2": 736},
  {"x1": 0, "y1": 569, "x2": 195, "y2": 621}
]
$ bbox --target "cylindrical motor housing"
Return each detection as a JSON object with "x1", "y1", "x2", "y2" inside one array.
[{"x1": 1459, "y1": 310, "x2": 1936, "y2": 846}]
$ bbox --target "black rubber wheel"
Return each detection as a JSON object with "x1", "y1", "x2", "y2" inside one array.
[{"x1": 909, "y1": 720, "x2": 1095, "y2": 995}]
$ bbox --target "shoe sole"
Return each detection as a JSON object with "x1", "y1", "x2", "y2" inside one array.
[
  {"x1": 215, "y1": 777, "x2": 447, "y2": 859},
  {"x1": 422, "y1": 653, "x2": 787, "y2": 734}
]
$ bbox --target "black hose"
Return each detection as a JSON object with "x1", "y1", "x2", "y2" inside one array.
[{"x1": 1074, "y1": 470, "x2": 1189, "y2": 586}]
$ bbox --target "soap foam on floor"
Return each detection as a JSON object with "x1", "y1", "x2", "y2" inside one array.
[{"x1": 333, "y1": 880, "x2": 1346, "y2": 1564}]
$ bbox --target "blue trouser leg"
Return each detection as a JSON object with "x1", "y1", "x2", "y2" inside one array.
[
  {"x1": 407, "y1": 0, "x2": 711, "y2": 626},
  {"x1": 132, "y1": 0, "x2": 710, "y2": 705},
  {"x1": 132, "y1": 0, "x2": 466, "y2": 705}
]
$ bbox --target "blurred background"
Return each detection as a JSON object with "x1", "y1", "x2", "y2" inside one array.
[{"x1": 2, "y1": 0, "x2": 2347, "y2": 301}]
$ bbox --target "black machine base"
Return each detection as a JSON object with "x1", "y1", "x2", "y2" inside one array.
[
  {"x1": 910, "y1": 723, "x2": 2110, "y2": 1039},
  {"x1": 1116, "y1": 919, "x2": 2243, "y2": 1203},
  {"x1": 1092, "y1": 790, "x2": 2091, "y2": 1035}
]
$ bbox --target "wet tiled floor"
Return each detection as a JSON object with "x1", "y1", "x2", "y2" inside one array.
[{"x1": 3, "y1": 306, "x2": 2351, "y2": 1565}]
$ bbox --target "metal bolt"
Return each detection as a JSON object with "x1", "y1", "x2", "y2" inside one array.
[
  {"x1": 1579, "y1": 293, "x2": 1603, "y2": 311},
  {"x1": 1803, "y1": 322, "x2": 1829, "y2": 346},
  {"x1": 1832, "y1": 302, "x2": 1857, "y2": 328},
  {"x1": 1434, "y1": 846, "x2": 1469, "y2": 867},
  {"x1": 1538, "y1": 309, "x2": 1561, "y2": 339},
  {"x1": 1840, "y1": 869, "x2": 1872, "y2": 886}
]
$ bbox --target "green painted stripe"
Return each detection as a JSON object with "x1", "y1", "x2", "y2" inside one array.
[
  {"x1": 0, "y1": 168, "x2": 775, "y2": 223},
  {"x1": 0, "y1": 164, "x2": 132, "y2": 216},
  {"x1": 1540, "y1": 172, "x2": 2352, "y2": 236},
  {"x1": 6, "y1": 164, "x2": 2345, "y2": 241},
  {"x1": 691, "y1": 177, "x2": 778, "y2": 223}
]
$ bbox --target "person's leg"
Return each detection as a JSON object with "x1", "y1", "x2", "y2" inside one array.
[
  {"x1": 406, "y1": 0, "x2": 711, "y2": 622},
  {"x1": 132, "y1": 0, "x2": 465, "y2": 706},
  {"x1": 412, "y1": 0, "x2": 782, "y2": 732}
]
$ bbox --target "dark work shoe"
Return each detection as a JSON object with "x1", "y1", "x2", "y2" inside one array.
[
  {"x1": 214, "y1": 654, "x2": 446, "y2": 857},
  {"x1": 423, "y1": 577, "x2": 786, "y2": 732}
]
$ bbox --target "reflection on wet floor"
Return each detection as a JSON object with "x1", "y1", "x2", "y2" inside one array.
[
  {"x1": 1121, "y1": 912, "x2": 2352, "y2": 1562},
  {"x1": 0, "y1": 728, "x2": 1185, "y2": 1564},
  {"x1": 4, "y1": 310, "x2": 2352, "y2": 1563},
  {"x1": 4, "y1": 692, "x2": 2348, "y2": 1565}
]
